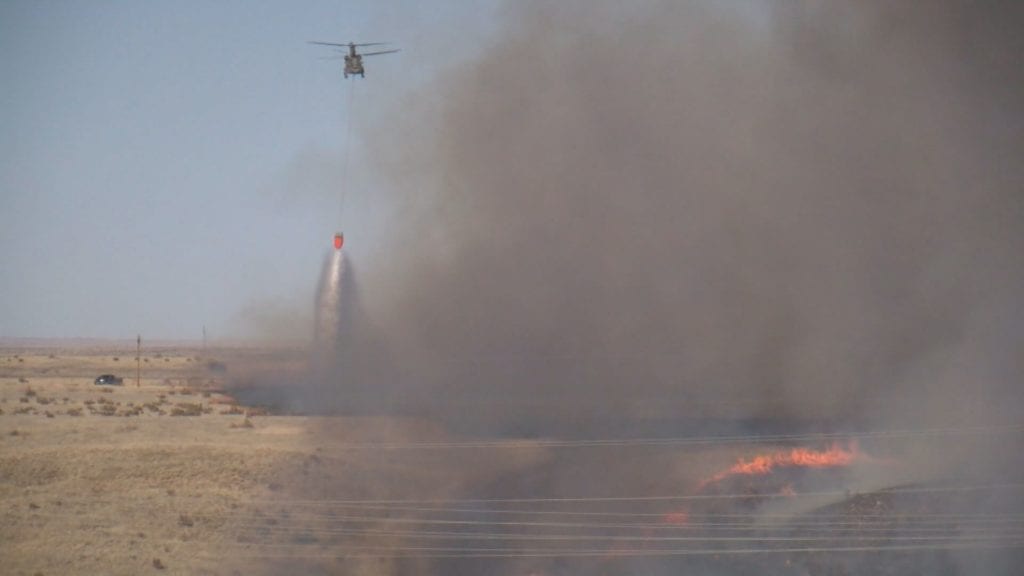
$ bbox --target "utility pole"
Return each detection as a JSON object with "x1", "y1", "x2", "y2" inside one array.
[
  {"x1": 202, "y1": 325, "x2": 207, "y2": 358},
  {"x1": 136, "y1": 334, "x2": 141, "y2": 388}
]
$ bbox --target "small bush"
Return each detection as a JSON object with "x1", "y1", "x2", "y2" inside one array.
[
  {"x1": 153, "y1": 558, "x2": 165, "y2": 570},
  {"x1": 178, "y1": 514, "x2": 194, "y2": 527},
  {"x1": 19, "y1": 377, "x2": 30, "y2": 384},
  {"x1": 23, "y1": 385, "x2": 35, "y2": 395},
  {"x1": 170, "y1": 402, "x2": 203, "y2": 417},
  {"x1": 66, "y1": 408, "x2": 83, "y2": 417}
]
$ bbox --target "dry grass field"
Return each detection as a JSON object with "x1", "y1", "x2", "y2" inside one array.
[
  {"x1": 0, "y1": 345, "x2": 294, "y2": 574},
  {"x1": 0, "y1": 344, "x2": 549, "y2": 575},
  {"x1": 3, "y1": 344, "x2": 1020, "y2": 575}
]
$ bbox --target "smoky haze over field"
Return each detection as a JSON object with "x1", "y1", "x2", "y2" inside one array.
[
  {"x1": 320, "y1": 0, "x2": 1024, "y2": 434},
  {"x1": 264, "y1": 2, "x2": 1024, "y2": 573}
]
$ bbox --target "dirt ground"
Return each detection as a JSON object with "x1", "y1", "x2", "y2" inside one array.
[
  {"x1": 0, "y1": 346, "x2": 280, "y2": 574},
  {"x1": 0, "y1": 344, "x2": 555, "y2": 575}
]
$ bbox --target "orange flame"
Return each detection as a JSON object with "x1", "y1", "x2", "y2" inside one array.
[{"x1": 700, "y1": 441, "x2": 861, "y2": 488}]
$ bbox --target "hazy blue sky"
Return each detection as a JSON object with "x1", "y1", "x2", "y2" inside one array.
[{"x1": 1, "y1": 0, "x2": 500, "y2": 340}]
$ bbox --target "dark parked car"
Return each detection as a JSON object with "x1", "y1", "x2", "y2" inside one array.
[{"x1": 94, "y1": 374, "x2": 123, "y2": 386}]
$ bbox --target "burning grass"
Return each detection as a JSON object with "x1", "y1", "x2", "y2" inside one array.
[{"x1": 699, "y1": 442, "x2": 863, "y2": 489}]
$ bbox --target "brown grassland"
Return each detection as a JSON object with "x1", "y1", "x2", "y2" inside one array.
[
  {"x1": 0, "y1": 344, "x2": 551, "y2": 575},
  {"x1": 5, "y1": 344, "x2": 1012, "y2": 575}
]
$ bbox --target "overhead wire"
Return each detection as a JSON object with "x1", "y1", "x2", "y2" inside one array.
[
  {"x1": 211, "y1": 501, "x2": 1024, "y2": 522},
  {"x1": 293, "y1": 423, "x2": 1024, "y2": 451},
  {"x1": 251, "y1": 481, "x2": 1024, "y2": 506},
  {"x1": 27, "y1": 483, "x2": 1024, "y2": 522},
  {"x1": 17, "y1": 483, "x2": 1022, "y2": 559},
  {"x1": 215, "y1": 540, "x2": 1024, "y2": 559}
]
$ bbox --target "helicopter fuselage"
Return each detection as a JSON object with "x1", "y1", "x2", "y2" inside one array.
[{"x1": 343, "y1": 54, "x2": 364, "y2": 78}]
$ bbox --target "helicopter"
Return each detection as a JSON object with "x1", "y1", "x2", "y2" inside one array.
[{"x1": 309, "y1": 41, "x2": 399, "y2": 78}]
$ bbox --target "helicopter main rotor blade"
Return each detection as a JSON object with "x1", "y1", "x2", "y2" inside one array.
[
  {"x1": 360, "y1": 49, "x2": 401, "y2": 57},
  {"x1": 308, "y1": 41, "x2": 352, "y2": 47},
  {"x1": 308, "y1": 41, "x2": 392, "y2": 47}
]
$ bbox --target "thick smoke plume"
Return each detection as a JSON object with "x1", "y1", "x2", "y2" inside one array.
[
  {"x1": 260, "y1": 3, "x2": 1024, "y2": 574},
  {"x1": 352, "y1": 0, "x2": 1024, "y2": 435}
]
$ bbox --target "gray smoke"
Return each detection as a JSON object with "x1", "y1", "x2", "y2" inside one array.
[
  {"x1": 276, "y1": 2, "x2": 1024, "y2": 573},
  {"x1": 355, "y1": 0, "x2": 1024, "y2": 432}
]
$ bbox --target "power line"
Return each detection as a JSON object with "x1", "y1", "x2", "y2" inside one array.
[
  {"x1": 231, "y1": 520, "x2": 1024, "y2": 541},
  {"x1": 213, "y1": 540, "x2": 1024, "y2": 559},
  {"x1": 24, "y1": 483, "x2": 1024, "y2": 513},
  {"x1": 221, "y1": 511, "x2": 1024, "y2": 533},
  {"x1": 256, "y1": 482, "x2": 1024, "y2": 506},
  {"x1": 223, "y1": 501, "x2": 1024, "y2": 522},
  {"x1": 308, "y1": 423, "x2": 1024, "y2": 451}
]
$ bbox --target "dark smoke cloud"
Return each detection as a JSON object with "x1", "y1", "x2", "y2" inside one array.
[
  {"x1": 259, "y1": 3, "x2": 1024, "y2": 574},
  {"x1": 350, "y1": 0, "x2": 1024, "y2": 433}
]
